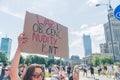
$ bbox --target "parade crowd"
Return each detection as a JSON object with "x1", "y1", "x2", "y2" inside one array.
[{"x1": 0, "y1": 33, "x2": 120, "y2": 80}]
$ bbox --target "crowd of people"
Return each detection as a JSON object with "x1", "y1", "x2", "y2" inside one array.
[
  {"x1": 81, "y1": 63, "x2": 120, "y2": 80},
  {"x1": 0, "y1": 33, "x2": 80, "y2": 80},
  {"x1": 0, "y1": 33, "x2": 120, "y2": 80}
]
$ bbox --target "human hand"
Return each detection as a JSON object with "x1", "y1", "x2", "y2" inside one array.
[{"x1": 18, "y1": 33, "x2": 28, "y2": 48}]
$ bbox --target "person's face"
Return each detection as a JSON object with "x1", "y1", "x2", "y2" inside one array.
[
  {"x1": 31, "y1": 67, "x2": 44, "y2": 80},
  {"x1": 5, "y1": 69, "x2": 10, "y2": 75},
  {"x1": 60, "y1": 66, "x2": 63, "y2": 71},
  {"x1": 118, "y1": 67, "x2": 120, "y2": 72},
  {"x1": 73, "y1": 72, "x2": 79, "y2": 80}
]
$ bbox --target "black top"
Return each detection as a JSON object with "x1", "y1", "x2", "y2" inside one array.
[{"x1": 69, "y1": 75, "x2": 73, "y2": 80}]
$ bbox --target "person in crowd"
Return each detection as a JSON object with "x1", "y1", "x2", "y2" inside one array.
[
  {"x1": 18, "y1": 64, "x2": 27, "y2": 78},
  {"x1": 83, "y1": 65, "x2": 87, "y2": 77},
  {"x1": 89, "y1": 65, "x2": 95, "y2": 79},
  {"x1": 3, "y1": 65, "x2": 11, "y2": 80},
  {"x1": 103, "y1": 64, "x2": 107, "y2": 76},
  {"x1": 97, "y1": 65, "x2": 102, "y2": 76},
  {"x1": 0, "y1": 63, "x2": 8, "y2": 80},
  {"x1": 73, "y1": 69, "x2": 79, "y2": 80},
  {"x1": 48, "y1": 66, "x2": 51, "y2": 74},
  {"x1": 114, "y1": 63, "x2": 119, "y2": 77},
  {"x1": 114, "y1": 65, "x2": 120, "y2": 80},
  {"x1": 73, "y1": 65, "x2": 79, "y2": 72},
  {"x1": 69, "y1": 69, "x2": 79, "y2": 80},
  {"x1": 10, "y1": 33, "x2": 45, "y2": 80},
  {"x1": 107, "y1": 64, "x2": 113, "y2": 77},
  {"x1": 59, "y1": 66, "x2": 67, "y2": 80},
  {"x1": 67, "y1": 64, "x2": 71, "y2": 78},
  {"x1": 51, "y1": 64, "x2": 60, "y2": 80}
]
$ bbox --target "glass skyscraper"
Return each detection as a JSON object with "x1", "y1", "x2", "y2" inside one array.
[
  {"x1": 0, "y1": 37, "x2": 12, "y2": 60},
  {"x1": 83, "y1": 34, "x2": 92, "y2": 56}
]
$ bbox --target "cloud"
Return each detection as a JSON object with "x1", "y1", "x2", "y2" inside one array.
[
  {"x1": 0, "y1": 0, "x2": 69, "y2": 21},
  {"x1": 0, "y1": 32, "x2": 2, "y2": 35},
  {"x1": 80, "y1": 24, "x2": 89, "y2": 29},
  {"x1": 0, "y1": 32, "x2": 7, "y2": 38},
  {"x1": 0, "y1": 6, "x2": 24, "y2": 20},
  {"x1": 87, "y1": 0, "x2": 99, "y2": 6},
  {"x1": 69, "y1": 38, "x2": 82, "y2": 48},
  {"x1": 71, "y1": 24, "x2": 104, "y2": 38},
  {"x1": 69, "y1": 24, "x2": 105, "y2": 54}
]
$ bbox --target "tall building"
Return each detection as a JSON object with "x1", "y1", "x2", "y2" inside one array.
[
  {"x1": 71, "y1": 55, "x2": 79, "y2": 60},
  {"x1": 83, "y1": 34, "x2": 92, "y2": 56},
  {"x1": 100, "y1": 43, "x2": 109, "y2": 53},
  {"x1": 70, "y1": 55, "x2": 80, "y2": 66},
  {"x1": 104, "y1": 6, "x2": 120, "y2": 61},
  {"x1": 0, "y1": 37, "x2": 12, "y2": 60}
]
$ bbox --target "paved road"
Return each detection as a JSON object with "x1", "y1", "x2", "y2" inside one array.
[
  {"x1": 45, "y1": 72, "x2": 114, "y2": 80},
  {"x1": 80, "y1": 72, "x2": 114, "y2": 80}
]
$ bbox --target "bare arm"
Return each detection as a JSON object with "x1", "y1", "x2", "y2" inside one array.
[{"x1": 10, "y1": 33, "x2": 27, "y2": 80}]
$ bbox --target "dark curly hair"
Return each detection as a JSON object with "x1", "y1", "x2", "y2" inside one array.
[{"x1": 22, "y1": 64, "x2": 45, "y2": 80}]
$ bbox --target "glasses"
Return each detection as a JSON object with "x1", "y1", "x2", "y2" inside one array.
[
  {"x1": 32, "y1": 72, "x2": 44, "y2": 78},
  {"x1": 5, "y1": 69, "x2": 9, "y2": 71}
]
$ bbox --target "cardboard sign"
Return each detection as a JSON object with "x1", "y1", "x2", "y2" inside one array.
[{"x1": 21, "y1": 11, "x2": 68, "y2": 58}]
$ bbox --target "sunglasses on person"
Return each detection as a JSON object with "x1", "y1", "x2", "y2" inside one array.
[
  {"x1": 5, "y1": 69, "x2": 9, "y2": 71},
  {"x1": 32, "y1": 72, "x2": 44, "y2": 78},
  {"x1": 4, "y1": 68, "x2": 10, "y2": 71}
]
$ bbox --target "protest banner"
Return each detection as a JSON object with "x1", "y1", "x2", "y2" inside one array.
[{"x1": 21, "y1": 11, "x2": 68, "y2": 58}]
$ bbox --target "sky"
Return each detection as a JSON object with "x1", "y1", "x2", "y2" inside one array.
[{"x1": 0, "y1": 0, "x2": 120, "y2": 60}]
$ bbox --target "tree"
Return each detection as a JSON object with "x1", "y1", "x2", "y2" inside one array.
[
  {"x1": 104, "y1": 56, "x2": 114, "y2": 64},
  {"x1": 0, "y1": 51, "x2": 8, "y2": 63},
  {"x1": 55, "y1": 59, "x2": 60, "y2": 65},
  {"x1": 99, "y1": 56, "x2": 106, "y2": 65},
  {"x1": 92, "y1": 56, "x2": 100, "y2": 66},
  {"x1": 24, "y1": 55, "x2": 46, "y2": 65},
  {"x1": 47, "y1": 59, "x2": 55, "y2": 67},
  {"x1": 92, "y1": 56, "x2": 114, "y2": 66},
  {"x1": 32, "y1": 55, "x2": 46, "y2": 64},
  {"x1": 55, "y1": 59, "x2": 64, "y2": 66},
  {"x1": 24, "y1": 55, "x2": 33, "y2": 65}
]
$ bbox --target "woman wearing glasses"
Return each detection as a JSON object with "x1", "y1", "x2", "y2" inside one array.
[
  {"x1": 69, "y1": 66, "x2": 79, "y2": 80},
  {"x1": 10, "y1": 33, "x2": 45, "y2": 80},
  {"x1": 3, "y1": 66, "x2": 11, "y2": 80}
]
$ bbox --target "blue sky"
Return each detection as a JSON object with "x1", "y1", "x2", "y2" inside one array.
[{"x1": 0, "y1": 0, "x2": 119, "y2": 60}]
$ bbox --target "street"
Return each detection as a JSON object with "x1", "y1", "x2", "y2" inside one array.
[
  {"x1": 45, "y1": 72, "x2": 114, "y2": 80},
  {"x1": 80, "y1": 72, "x2": 114, "y2": 80}
]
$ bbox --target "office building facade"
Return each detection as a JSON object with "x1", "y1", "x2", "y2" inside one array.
[
  {"x1": 71, "y1": 55, "x2": 79, "y2": 60},
  {"x1": 83, "y1": 34, "x2": 92, "y2": 56},
  {"x1": 104, "y1": 7, "x2": 120, "y2": 61},
  {"x1": 0, "y1": 38, "x2": 12, "y2": 60},
  {"x1": 100, "y1": 43, "x2": 109, "y2": 53}
]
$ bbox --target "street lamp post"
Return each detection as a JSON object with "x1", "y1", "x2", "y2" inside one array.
[{"x1": 96, "y1": 2, "x2": 116, "y2": 62}]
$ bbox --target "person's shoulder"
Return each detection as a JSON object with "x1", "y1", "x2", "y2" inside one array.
[{"x1": 69, "y1": 75, "x2": 73, "y2": 80}]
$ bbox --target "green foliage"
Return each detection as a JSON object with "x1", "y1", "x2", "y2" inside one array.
[
  {"x1": 18, "y1": 54, "x2": 65, "y2": 67},
  {"x1": 55, "y1": 59, "x2": 60, "y2": 65},
  {"x1": 55, "y1": 59, "x2": 64, "y2": 66},
  {"x1": 92, "y1": 56, "x2": 114, "y2": 66},
  {"x1": 92, "y1": 56, "x2": 100, "y2": 66},
  {"x1": 19, "y1": 55, "x2": 25, "y2": 64},
  {"x1": 24, "y1": 55, "x2": 46, "y2": 65},
  {"x1": 24, "y1": 55, "x2": 33, "y2": 64},
  {"x1": 46, "y1": 59, "x2": 55, "y2": 67},
  {"x1": 0, "y1": 51, "x2": 8, "y2": 63}
]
